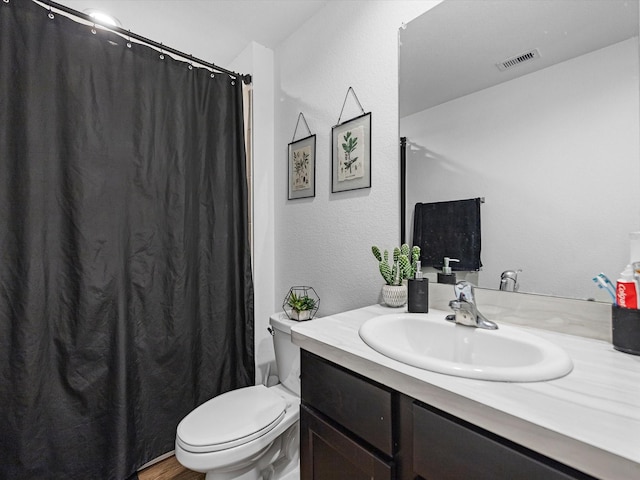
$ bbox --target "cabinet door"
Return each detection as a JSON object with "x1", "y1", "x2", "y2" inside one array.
[
  {"x1": 300, "y1": 405, "x2": 393, "y2": 480},
  {"x1": 413, "y1": 402, "x2": 595, "y2": 480}
]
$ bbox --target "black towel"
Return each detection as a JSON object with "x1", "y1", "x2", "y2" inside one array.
[{"x1": 413, "y1": 198, "x2": 482, "y2": 271}]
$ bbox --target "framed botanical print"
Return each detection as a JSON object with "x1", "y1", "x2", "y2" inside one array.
[
  {"x1": 331, "y1": 112, "x2": 371, "y2": 193},
  {"x1": 288, "y1": 134, "x2": 316, "y2": 200}
]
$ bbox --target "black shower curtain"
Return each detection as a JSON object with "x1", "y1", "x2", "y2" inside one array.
[{"x1": 0, "y1": 2, "x2": 254, "y2": 479}]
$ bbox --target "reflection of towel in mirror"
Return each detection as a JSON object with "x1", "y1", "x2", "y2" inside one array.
[{"x1": 413, "y1": 198, "x2": 482, "y2": 271}]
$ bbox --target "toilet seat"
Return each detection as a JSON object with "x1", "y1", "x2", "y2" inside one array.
[{"x1": 176, "y1": 385, "x2": 287, "y2": 453}]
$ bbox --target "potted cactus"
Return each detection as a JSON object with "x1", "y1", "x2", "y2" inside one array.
[{"x1": 372, "y1": 244, "x2": 420, "y2": 307}]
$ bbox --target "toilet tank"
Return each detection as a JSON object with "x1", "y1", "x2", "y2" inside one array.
[{"x1": 269, "y1": 313, "x2": 301, "y2": 396}]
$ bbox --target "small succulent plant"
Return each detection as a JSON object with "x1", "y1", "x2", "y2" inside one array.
[
  {"x1": 287, "y1": 292, "x2": 317, "y2": 312},
  {"x1": 372, "y1": 244, "x2": 421, "y2": 286}
]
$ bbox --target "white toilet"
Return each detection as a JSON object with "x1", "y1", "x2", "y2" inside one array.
[{"x1": 175, "y1": 314, "x2": 301, "y2": 480}]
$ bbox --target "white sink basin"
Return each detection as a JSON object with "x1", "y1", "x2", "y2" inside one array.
[{"x1": 358, "y1": 311, "x2": 573, "y2": 382}]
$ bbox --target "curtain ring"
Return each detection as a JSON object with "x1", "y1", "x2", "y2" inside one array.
[
  {"x1": 159, "y1": 43, "x2": 165, "y2": 60},
  {"x1": 126, "y1": 30, "x2": 132, "y2": 48},
  {"x1": 47, "y1": 8, "x2": 54, "y2": 19},
  {"x1": 3, "y1": 0, "x2": 10, "y2": 4},
  {"x1": 91, "y1": 24, "x2": 97, "y2": 34},
  {"x1": 188, "y1": 54, "x2": 193, "y2": 70}
]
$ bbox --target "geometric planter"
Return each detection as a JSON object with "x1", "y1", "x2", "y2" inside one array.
[{"x1": 282, "y1": 286, "x2": 320, "y2": 321}]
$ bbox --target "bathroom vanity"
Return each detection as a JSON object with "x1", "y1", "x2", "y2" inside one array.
[{"x1": 292, "y1": 304, "x2": 640, "y2": 479}]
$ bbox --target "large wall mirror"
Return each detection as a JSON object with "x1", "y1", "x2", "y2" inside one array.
[{"x1": 400, "y1": 0, "x2": 640, "y2": 301}]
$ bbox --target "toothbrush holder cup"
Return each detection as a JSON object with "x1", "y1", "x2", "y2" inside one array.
[{"x1": 611, "y1": 304, "x2": 640, "y2": 356}]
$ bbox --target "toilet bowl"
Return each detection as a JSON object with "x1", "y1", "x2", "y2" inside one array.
[{"x1": 175, "y1": 314, "x2": 301, "y2": 480}]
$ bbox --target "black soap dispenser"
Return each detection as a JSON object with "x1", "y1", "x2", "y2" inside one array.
[
  {"x1": 437, "y1": 257, "x2": 459, "y2": 285},
  {"x1": 408, "y1": 261, "x2": 429, "y2": 313}
]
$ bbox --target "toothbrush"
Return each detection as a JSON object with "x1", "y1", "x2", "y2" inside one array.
[
  {"x1": 593, "y1": 273, "x2": 616, "y2": 303},
  {"x1": 598, "y1": 273, "x2": 617, "y2": 296},
  {"x1": 592, "y1": 274, "x2": 616, "y2": 302}
]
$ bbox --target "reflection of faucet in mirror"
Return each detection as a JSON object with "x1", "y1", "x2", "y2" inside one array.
[
  {"x1": 499, "y1": 269, "x2": 522, "y2": 292},
  {"x1": 446, "y1": 281, "x2": 498, "y2": 330}
]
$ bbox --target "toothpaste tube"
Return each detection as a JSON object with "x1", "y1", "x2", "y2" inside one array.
[{"x1": 616, "y1": 264, "x2": 639, "y2": 309}]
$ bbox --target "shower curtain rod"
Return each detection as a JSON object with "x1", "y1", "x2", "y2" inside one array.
[{"x1": 42, "y1": 0, "x2": 252, "y2": 84}]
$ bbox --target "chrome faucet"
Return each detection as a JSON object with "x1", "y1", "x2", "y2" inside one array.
[
  {"x1": 446, "y1": 281, "x2": 498, "y2": 330},
  {"x1": 499, "y1": 269, "x2": 522, "y2": 292}
]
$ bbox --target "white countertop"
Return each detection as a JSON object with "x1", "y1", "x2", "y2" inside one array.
[{"x1": 291, "y1": 304, "x2": 640, "y2": 480}]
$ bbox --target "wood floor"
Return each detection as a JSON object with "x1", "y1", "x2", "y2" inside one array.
[{"x1": 138, "y1": 455, "x2": 205, "y2": 480}]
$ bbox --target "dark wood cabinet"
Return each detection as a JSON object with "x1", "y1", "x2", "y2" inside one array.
[
  {"x1": 300, "y1": 405, "x2": 393, "y2": 480},
  {"x1": 412, "y1": 401, "x2": 594, "y2": 480},
  {"x1": 300, "y1": 351, "x2": 394, "y2": 480},
  {"x1": 300, "y1": 350, "x2": 596, "y2": 480},
  {"x1": 300, "y1": 349, "x2": 394, "y2": 456}
]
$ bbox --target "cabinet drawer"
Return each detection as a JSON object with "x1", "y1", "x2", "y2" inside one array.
[
  {"x1": 412, "y1": 402, "x2": 594, "y2": 480},
  {"x1": 301, "y1": 351, "x2": 394, "y2": 456}
]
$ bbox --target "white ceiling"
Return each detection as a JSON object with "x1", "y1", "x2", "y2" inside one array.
[
  {"x1": 400, "y1": 0, "x2": 639, "y2": 117},
  {"x1": 52, "y1": 0, "x2": 329, "y2": 67}
]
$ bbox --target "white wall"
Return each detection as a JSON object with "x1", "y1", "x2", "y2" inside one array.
[
  {"x1": 402, "y1": 38, "x2": 640, "y2": 300},
  {"x1": 273, "y1": 1, "x2": 439, "y2": 317},
  {"x1": 230, "y1": 42, "x2": 277, "y2": 385}
]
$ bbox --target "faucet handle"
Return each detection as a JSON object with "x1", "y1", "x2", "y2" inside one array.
[
  {"x1": 453, "y1": 280, "x2": 475, "y2": 303},
  {"x1": 500, "y1": 269, "x2": 522, "y2": 280}
]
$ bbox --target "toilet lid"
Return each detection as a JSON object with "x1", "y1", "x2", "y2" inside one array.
[{"x1": 176, "y1": 385, "x2": 287, "y2": 453}]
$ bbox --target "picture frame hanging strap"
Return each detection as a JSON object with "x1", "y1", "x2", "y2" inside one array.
[
  {"x1": 336, "y1": 86, "x2": 366, "y2": 126},
  {"x1": 291, "y1": 112, "x2": 313, "y2": 143}
]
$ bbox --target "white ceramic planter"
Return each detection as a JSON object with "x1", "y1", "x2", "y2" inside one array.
[
  {"x1": 382, "y1": 284, "x2": 408, "y2": 308},
  {"x1": 291, "y1": 309, "x2": 311, "y2": 321}
]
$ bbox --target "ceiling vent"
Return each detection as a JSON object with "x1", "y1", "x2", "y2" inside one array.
[{"x1": 496, "y1": 48, "x2": 541, "y2": 71}]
